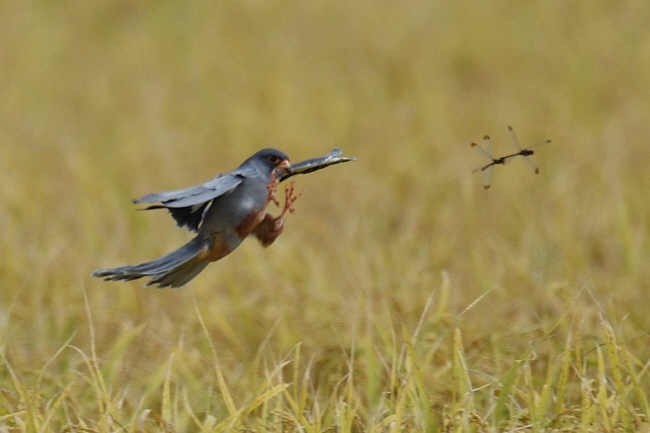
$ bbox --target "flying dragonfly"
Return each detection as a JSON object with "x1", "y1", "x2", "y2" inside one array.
[{"x1": 471, "y1": 127, "x2": 550, "y2": 189}]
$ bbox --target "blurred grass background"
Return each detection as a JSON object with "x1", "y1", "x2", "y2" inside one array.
[{"x1": 1, "y1": 1, "x2": 650, "y2": 431}]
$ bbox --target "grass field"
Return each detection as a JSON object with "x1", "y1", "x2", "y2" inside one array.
[{"x1": 1, "y1": 1, "x2": 650, "y2": 431}]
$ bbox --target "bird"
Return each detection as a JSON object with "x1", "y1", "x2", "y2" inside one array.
[{"x1": 92, "y1": 148, "x2": 302, "y2": 289}]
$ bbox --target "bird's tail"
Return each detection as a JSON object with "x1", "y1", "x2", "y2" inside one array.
[{"x1": 91, "y1": 235, "x2": 211, "y2": 289}]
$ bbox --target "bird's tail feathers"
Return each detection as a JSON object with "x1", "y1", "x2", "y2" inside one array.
[{"x1": 91, "y1": 235, "x2": 210, "y2": 289}]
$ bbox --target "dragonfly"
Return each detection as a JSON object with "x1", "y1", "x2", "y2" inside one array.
[{"x1": 471, "y1": 126, "x2": 550, "y2": 189}]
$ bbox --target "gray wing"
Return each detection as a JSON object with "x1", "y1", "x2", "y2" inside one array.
[
  {"x1": 279, "y1": 148, "x2": 356, "y2": 182},
  {"x1": 134, "y1": 167, "x2": 257, "y2": 232},
  {"x1": 134, "y1": 172, "x2": 246, "y2": 208}
]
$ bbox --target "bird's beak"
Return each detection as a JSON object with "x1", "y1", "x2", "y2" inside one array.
[{"x1": 277, "y1": 159, "x2": 291, "y2": 173}]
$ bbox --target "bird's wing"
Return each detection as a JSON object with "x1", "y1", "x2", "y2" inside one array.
[
  {"x1": 134, "y1": 167, "x2": 258, "y2": 232},
  {"x1": 134, "y1": 167, "x2": 257, "y2": 208}
]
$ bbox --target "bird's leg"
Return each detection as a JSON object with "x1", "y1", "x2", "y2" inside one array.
[
  {"x1": 273, "y1": 180, "x2": 302, "y2": 228},
  {"x1": 265, "y1": 170, "x2": 281, "y2": 207},
  {"x1": 252, "y1": 180, "x2": 302, "y2": 247}
]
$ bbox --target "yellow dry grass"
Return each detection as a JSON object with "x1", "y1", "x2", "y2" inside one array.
[{"x1": 1, "y1": 1, "x2": 649, "y2": 431}]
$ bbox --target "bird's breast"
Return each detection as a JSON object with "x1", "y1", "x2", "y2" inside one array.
[{"x1": 199, "y1": 178, "x2": 269, "y2": 241}]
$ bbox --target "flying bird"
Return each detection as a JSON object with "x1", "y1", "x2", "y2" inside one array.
[{"x1": 92, "y1": 148, "x2": 356, "y2": 288}]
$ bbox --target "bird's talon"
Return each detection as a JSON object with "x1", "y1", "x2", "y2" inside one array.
[
  {"x1": 282, "y1": 181, "x2": 302, "y2": 214},
  {"x1": 266, "y1": 171, "x2": 282, "y2": 207}
]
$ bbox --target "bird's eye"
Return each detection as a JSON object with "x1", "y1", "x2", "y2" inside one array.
[{"x1": 268, "y1": 155, "x2": 280, "y2": 164}]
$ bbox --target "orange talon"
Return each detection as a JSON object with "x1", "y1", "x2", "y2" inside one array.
[
  {"x1": 283, "y1": 180, "x2": 302, "y2": 215},
  {"x1": 266, "y1": 171, "x2": 281, "y2": 207},
  {"x1": 272, "y1": 180, "x2": 302, "y2": 231}
]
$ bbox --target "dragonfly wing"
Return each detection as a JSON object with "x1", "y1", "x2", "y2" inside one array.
[
  {"x1": 527, "y1": 139, "x2": 551, "y2": 150},
  {"x1": 471, "y1": 135, "x2": 494, "y2": 160},
  {"x1": 472, "y1": 135, "x2": 494, "y2": 188},
  {"x1": 522, "y1": 154, "x2": 540, "y2": 174},
  {"x1": 483, "y1": 164, "x2": 493, "y2": 189},
  {"x1": 482, "y1": 135, "x2": 494, "y2": 188},
  {"x1": 507, "y1": 126, "x2": 522, "y2": 151}
]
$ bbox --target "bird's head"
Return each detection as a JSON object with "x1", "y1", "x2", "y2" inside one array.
[{"x1": 243, "y1": 148, "x2": 291, "y2": 179}]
